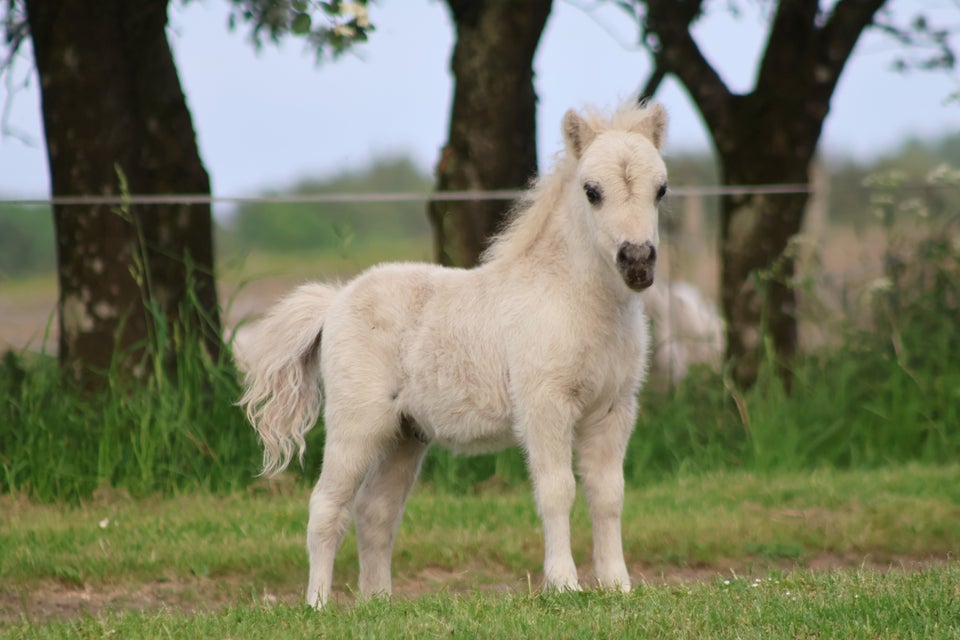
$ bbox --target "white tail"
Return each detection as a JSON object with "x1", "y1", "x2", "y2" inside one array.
[{"x1": 237, "y1": 283, "x2": 341, "y2": 476}]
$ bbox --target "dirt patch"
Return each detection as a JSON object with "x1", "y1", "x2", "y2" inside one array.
[
  {"x1": 2, "y1": 553, "x2": 952, "y2": 624},
  {"x1": 1, "y1": 578, "x2": 233, "y2": 624}
]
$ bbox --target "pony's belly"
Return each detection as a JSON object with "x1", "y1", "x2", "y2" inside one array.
[
  {"x1": 411, "y1": 409, "x2": 516, "y2": 455},
  {"x1": 435, "y1": 430, "x2": 517, "y2": 456}
]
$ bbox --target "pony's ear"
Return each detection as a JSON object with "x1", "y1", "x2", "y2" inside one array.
[
  {"x1": 563, "y1": 109, "x2": 598, "y2": 159},
  {"x1": 634, "y1": 103, "x2": 667, "y2": 150}
]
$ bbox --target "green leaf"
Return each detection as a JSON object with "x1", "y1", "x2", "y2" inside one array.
[{"x1": 291, "y1": 12, "x2": 312, "y2": 35}]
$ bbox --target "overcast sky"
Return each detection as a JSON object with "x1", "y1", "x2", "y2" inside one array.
[{"x1": 1, "y1": 0, "x2": 958, "y2": 198}]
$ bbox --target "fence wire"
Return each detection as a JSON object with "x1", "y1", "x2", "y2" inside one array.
[
  {"x1": 0, "y1": 181, "x2": 947, "y2": 208},
  {"x1": 0, "y1": 184, "x2": 831, "y2": 208}
]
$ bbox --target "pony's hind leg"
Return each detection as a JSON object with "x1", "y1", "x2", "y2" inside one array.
[
  {"x1": 305, "y1": 426, "x2": 392, "y2": 609},
  {"x1": 575, "y1": 399, "x2": 635, "y2": 591},
  {"x1": 354, "y1": 422, "x2": 429, "y2": 599}
]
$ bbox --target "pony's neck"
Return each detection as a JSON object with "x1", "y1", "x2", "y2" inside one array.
[{"x1": 482, "y1": 154, "x2": 579, "y2": 266}]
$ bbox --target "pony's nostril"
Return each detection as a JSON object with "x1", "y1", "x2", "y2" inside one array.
[
  {"x1": 617, "y1": 242, "x2": 657, "y2": 266},
  {"x1": 642, "y1": 242, "x2": 657, "y2": 263}
]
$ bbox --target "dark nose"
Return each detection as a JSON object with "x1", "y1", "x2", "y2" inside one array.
[
  {"x1": 616, "y1": 241, "x2": 657, "y2": 291},
  {"x1": 617, "y1": 241, "x2": 657, "y2": 268}
]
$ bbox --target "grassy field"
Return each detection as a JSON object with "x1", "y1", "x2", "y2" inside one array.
[
  {"x1": 2, "y1": 191, "x2": 958, "y2": 636},
  {"x1": 6, "y1": 567, "x2": 959, "y2": 639},
  {"x1": 2, "y1": 464, "x2": 958, "y2": 637}
]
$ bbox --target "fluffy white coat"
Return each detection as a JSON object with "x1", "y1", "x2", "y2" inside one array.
[{"x1": 239, "y1": 102, "x2": 669, "y2": 608}]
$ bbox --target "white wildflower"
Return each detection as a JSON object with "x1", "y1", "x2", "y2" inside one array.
[
  {"x1": 866, "y1": 276, "x2": 893, "y2": 297},
  {"x1": 333, "y1": 23, "x2": 356, "y2": 38},
  {"x1": 98, "y1": 518, "x2": 110, "y2": 529},
  {"x1": 341, "y1": 2, "x2": 370, "y2": 28},
  {"x1": 899, "y1": 197, "x2": 929, "y2": 219},
  {"x1": 926, "y1": 163, "x2": 960, "y2": 185},
  {"x1": 863, "y1": 169, "x2": 907, "y2": 189}
]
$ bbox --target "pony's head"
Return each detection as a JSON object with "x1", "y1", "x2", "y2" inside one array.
[{"x1": 563, "y1": 102, "x2": 668, "y2": 292}]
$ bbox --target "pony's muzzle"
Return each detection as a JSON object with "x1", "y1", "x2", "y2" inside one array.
[{"x1": 616, "y1": 241, "x2": 657, "y2": 291}]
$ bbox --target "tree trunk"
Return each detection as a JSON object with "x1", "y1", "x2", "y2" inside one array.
[
  {"x1": 641, "y1": 0, "x2": 886, "y2": 388},
  {"x1": 718, "y1": 170, "x2": 810, "y2": 389},
  {"x1": 428, "y1": 0, "x2": 552, "y2": 267},
  {"x1": 709, "y1": 95, "x2": 822, "y2": 389},
  {"x1": 25, "y1": 0, "x2": 221, "y2": 388}
]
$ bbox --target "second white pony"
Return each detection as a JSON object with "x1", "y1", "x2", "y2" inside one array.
[{"x1": 239, "y1": 101, "x2": 669, "y2": 608}]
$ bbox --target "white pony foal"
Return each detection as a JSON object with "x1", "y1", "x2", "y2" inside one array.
[{"x1": 239, "y1": 102, "x2": 669, "y2": 608}]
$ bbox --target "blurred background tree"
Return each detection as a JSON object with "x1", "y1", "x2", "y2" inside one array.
[
  {"x1": 0, "y1": 0, "x2": 372, "y2": 388},
  {"x1": 3, "y1": 0, "x2": 957, "y2": 395},
  {"x1": 229, "y1": 155, "x2": 430, "y2": 253},
  {"x1": 621, "y1": 0, "x2": 957, "y2": 389},
  {"x1": 17, "y1": 0, "x2": 222, "y2": 389},
  {"x1": 427, "y1": 0, "x2": 552, "y2": 267}
]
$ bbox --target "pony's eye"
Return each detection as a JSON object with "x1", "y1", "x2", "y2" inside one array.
[
  {"x1": 656, "y1": 183, "x2": 668, "y2": 202},
  {"x1": 584, "y1": 182, "x2": 603, "y2": 206}
]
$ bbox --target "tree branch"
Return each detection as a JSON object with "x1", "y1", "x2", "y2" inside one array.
[
  {"x1": 811, "y1": 0, "x2": 887, "y2": 99},
  {"x1": 642, "y1": 0, "x2": 733, "y2": 137},
  {"x1": 2, "y1": 57, "x2": 37, "y2": 145},
  {"x1": 563, "y1": 0, "x2": 644, "y2": 52},
  {"x1": 872, "y1": 8, "x2": 957, "y2": 73},
  {"x1": 1, "y1": 1, "x2": 30, "y2": 73},
  {"x1": 754, "y1": 0, "x2": 818, "y2": 93},
  {"x1": 638, "y1": 60, "x2": 665, "y2": 102}
]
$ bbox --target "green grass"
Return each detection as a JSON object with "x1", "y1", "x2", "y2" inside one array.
[
  {"x1": 0, "y1": 272, "x2": 57, "y2": 301},
  {"x1": 3, "y1": 310, "x2": 960, "y2": 502},
  {"x1": 2, "y1": 165, "x2": 957, "y2": 637},
  {"x1": 1, "y1": 465, "x2": 958, "y2": 637},
  {"x1": 0, "y1": 345, "x2": 258, "y2": 502},
  {"x1": 218, "y1": 237, "x2": 434, "y2": 286},
  {"x1": 2, "y1": 465, "x2": 957, "y2": 594},
  {"x1": 3, "y1": 209, "x2": 959, "y2": 502},
  {"x1": 6, "y1": 232, "x2": 959, "y2": 503},
  {"x1": 5, "y1": 567, "x2": 960, "y2": 639}
]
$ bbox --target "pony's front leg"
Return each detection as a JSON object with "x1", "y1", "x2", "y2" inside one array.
[
  {"x1": 575, "y1": 399, "x2": 636, "y2": 591},
  {"x1": 520, "y1": 399, "x2": 581, "y2": 592}
]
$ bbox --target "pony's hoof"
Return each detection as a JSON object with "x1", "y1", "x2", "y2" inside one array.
[
  {"x1": 545, "y1": 574, "x2": 582, "y2": 593},
  {"x1": 598, "y1": 580, "x2": 631, "y2": 593},
  {"x1": 306, "y1": 591, "x2": 327, "y2": 610},
  {"x1": 596, "y1": 570, "x2": 632, "y2": 592}
]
